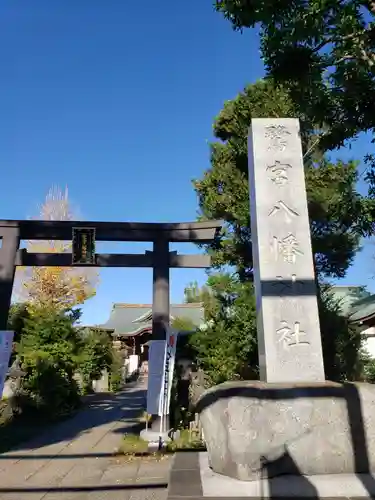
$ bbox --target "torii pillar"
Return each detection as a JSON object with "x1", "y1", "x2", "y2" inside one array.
[
  {"x1": 147, "y1": 227, "x2": 222, "y2": 436},
  {"x1": 152, "y1": 236, "x2": 170, "y2": 343}
]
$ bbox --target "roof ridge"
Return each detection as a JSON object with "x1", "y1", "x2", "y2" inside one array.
[
  {"x1": 113, "y1": 302, "x2": 203, "y2": 308},
  {"x1": 332, "y1": 285, "x2": 363, "y2": 288},
  {"x1": 114, "y1": 304, "x2": 151, "y2": 308}
]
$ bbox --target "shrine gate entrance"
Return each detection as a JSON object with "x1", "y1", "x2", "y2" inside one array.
[
  {"x1": 0, "y1": 219, "x2": 222, "y2": 430},
  {"x1": 0, "y1": 219, "x2": 221, "y2": 333}
]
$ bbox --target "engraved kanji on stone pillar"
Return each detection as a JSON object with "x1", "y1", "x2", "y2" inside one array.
[{"x1": 248, "y1": 118, "x2": 325, "y2": 383}]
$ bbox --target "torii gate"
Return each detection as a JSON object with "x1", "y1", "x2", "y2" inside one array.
[{"x1": 0, "y1": 219, "x2": 222, "y2": 430}]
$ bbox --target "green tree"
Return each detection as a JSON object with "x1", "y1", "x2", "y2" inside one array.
[
  {"x1": 172, "y1": 316, "x2": 196, "y2": 331},
  {"x1": 215, "y1": 0, "x2": 375, "y2": 153},
  {"x1": 189, "y1": 79, "x2": 369, "y2": 383},
  {"x1": 76, "y1": 328, "x2": 113, "y2": 393},
  {"x1": 16, "y1": 307, "x2": 82, "y2": 418},
  {"x1": 194, "y1": 79, "x2": 371, "y2": 280},
  {"x1": 187, "y1": 275, "x2": 366, "y2": 385},
  {"x1": 184, "y1": 281, "x2": 209, "y2": 303},
  {"x1": 318, "y1": 285, "x2": 364, "y2": 381},
  {"x1": 6, "y1": 303, "x2": 30, "y2": 366},
  {"x1": 189, "y1": 274, "x2": 258, "y2": 385},
  {"x1": 183, "y1": 281, "x2": 216, "y2": 319},
  {"x1": 7, "y1": 303, "x2": 29, "y2": 344}
]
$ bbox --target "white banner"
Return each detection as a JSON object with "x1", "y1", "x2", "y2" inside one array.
[
  {"x1": 146, "y1": 327, "x2": 179, "y2": 418},
  {"x1": 0, "y1": 331, "x2": 14, "y2": 398},
  {"x1": 146, "y1": 340, "x2": 166, "y2": 416},
  {"x1": 163, "y1": 326, "x2": 177, "y2": 416}
]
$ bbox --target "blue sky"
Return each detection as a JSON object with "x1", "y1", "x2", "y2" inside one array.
[{"x1": 1, "y1": 0, "x2": 374, "y2": 325}]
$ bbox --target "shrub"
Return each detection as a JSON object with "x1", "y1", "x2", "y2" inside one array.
[
  {"x1": 109, "y1": 349, "x2": 124, "y2": 392},
  {"x1": 318, "y1": 285, "x2": 365, "y2": 381},
  {"x1": 16, "y1": 306, "x2": 82, "y2": 418},
  {"x1": 77, "y1": 328, "x2": 113, "y2": 393},
  {"x1": 189, "y1": 277, "x2": 258, "y2": 386}
]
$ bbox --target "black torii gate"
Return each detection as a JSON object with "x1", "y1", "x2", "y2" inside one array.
[
  {"x1": 0, "y1": 219, "x2": 222, "y2": 430},
  {"x1": 0, "y1": 219, "x2": 222, "y2": 334}
]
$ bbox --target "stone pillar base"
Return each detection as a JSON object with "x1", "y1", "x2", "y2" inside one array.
[{"x1": 196, "y1": 381, "x2": 375, "y2": 481}]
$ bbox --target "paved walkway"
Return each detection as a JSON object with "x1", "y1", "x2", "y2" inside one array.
[{"x1": 0, "y1": 376, "x2": 171, "y2": 500}]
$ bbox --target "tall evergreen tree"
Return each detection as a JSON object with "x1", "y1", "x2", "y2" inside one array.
[
  {"x1": 194, "y1": 79, "x2": 372, "y2": 280},
  {"x1": 189, "y1": 79, "x2": 368, "y2": 382},
  {"x1": 216, "y1": 0, "x2": 375, "y2": 153}
]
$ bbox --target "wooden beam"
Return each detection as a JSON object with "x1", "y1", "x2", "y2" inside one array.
[
  {"x1": 146, "y1": 251, "x2": 211, "y2": 268},
  {"x1": 16, "y1": 250, "x2": 212, "y2": 268},
  {"x1": 1, "y1": 219, "x2": 223, "y2": 242},
  {"x1": 16, "y1": 251, "x2": 153, "y2": 268},
  {"x1": 170, "y1": 254, "x2": 211, "y2": 268}
]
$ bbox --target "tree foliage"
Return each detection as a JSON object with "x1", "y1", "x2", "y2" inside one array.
[
  {"x1": 16, "y1": 306, "x2": 82, "y2": 417},
  {"x1": 318, "y1": 284, "x2": 365, "y2": 381},
  {"x1": 189, "y1": 274, "x2": 258, "y2": 385},
  {"x1": 172, "y1": 316, "x2": 196, "y2": 332},
  {"x1": 11, "y1": 308, "x2": 120, "y2": 417},
  {"x1": 7, "y1": 303, "x2": 30, "y2": 345},
  {"x1": 186, "y1": 276, "x2": 366, "y2": 385},
  {"x1": 76, "y1": 327, "x2": 113, "y2": 392},
  {"x1": 184, "y1": 281, "x2": 209, "y2": 304},
  {"x1": 194, "y1": 79, "x2": 371, "y2": 280},
  {"x1": 185, "y1": 79, "x2": 371, "y2": 384},
  {"x1": 215, "y1": 0, "x2": 375, "y2": 153},
  {"x1": 14, "y1": 186, "x2": 99, "y2": 311},
  {"x1": 183, "y1": 280, "x2": 217, "y2": 319}
]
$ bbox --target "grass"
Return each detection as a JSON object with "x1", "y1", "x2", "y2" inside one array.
[
  {"x1": 165, "y1": 429, "x2": 206, "y2": 452},
  {"x1": 119, "y1": 433, "x2": 150, "y2": 455},
  {"x1": 139, "y1": 411, "x2": 152, "y2": 423},
  {"x1": 117, "y1": 428, "x2": 206, "y2": 462},
  {"x1": 116, "y1": 433, "x2": 166, "y2": 463}
]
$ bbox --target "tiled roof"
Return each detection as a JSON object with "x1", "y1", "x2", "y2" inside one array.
[
  {"x1": 331, "y1": 286, "x2": 375, "y2": 323},
  {"x1": 98, "y1": 286, "x2": 375, "y2": 336},
  {"x1": 348, "y1": 294, "x2": 375, "y2": 323},
  {"x1": 331, "y1": 286, "x2": 371, "y2": 316},
  {"x1": 100, "y1": 302, "x2": 204, "y2": 336}
]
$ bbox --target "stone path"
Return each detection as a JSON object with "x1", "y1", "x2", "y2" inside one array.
[{"x1": 0, "y1": 375, "x2": 171, "y2": 500}]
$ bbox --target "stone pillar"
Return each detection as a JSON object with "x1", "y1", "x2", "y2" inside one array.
[
  {"x1": 248, "y1": 118, "x2": 325, "y2": 383},
  {"x1": 92, "y1": 370, "x2": 109, "y2": 393},
  {"x1": 0, "y1": 226, "x2": 20, "y2": 330}
]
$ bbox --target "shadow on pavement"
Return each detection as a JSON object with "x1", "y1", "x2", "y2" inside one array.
[
  {"x1": 0, "y1": 421, "x2": 145, "y2": 461},
  {"x1": 0, "y1": 384, "x2": 147, "y2": 454},
  {"x1": 0, "y1": 482, "x2": 168, "y2": 494}
]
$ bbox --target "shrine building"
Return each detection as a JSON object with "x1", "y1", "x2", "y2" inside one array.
[{"x1": 98, "y1": 302, "x2": 205, "y2": 362}]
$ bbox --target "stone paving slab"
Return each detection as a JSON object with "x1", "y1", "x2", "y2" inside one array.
[
  {"x1": 167, "y1": 450, "x2": 375, "y2": 500},
  {"x1": 100, "y1": 461, "x2": 139, "y2": 483},
  {"x1": 0, "y1": 375, "x2": 171, "y2": 500},
  {"x1": 138, "y1": 459, "x2": 174, "y2": 479}
]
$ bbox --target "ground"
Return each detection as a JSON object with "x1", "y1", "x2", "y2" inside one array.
[{"x1": 0, "y1": 375, "x2": 172, "y2": 500}]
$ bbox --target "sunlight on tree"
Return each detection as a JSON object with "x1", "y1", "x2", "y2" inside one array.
[{"x1": 14, "y1": 186, "x2": 99, "y2": 311}]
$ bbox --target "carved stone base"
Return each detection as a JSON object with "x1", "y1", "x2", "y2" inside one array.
[{"x1": 196, "y1": 381, "x2": 375, "y2": 481}]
